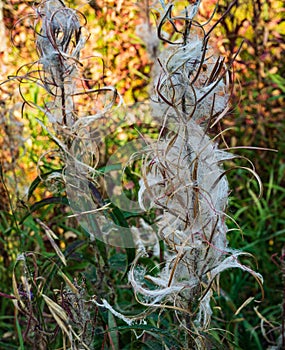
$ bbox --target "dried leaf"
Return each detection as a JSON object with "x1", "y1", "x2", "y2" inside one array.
[{"x1": 36, "y1": 219, "x2": 67, "y2": 266}]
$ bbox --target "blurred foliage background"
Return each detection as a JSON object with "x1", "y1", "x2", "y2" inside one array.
[{"x1": 0, "y1": 0, "x2": 284, "y2": 349}]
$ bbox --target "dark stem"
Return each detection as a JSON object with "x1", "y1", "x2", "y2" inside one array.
[{"x1": 61, "y1": 85, "x2": 66, "y2": 126}]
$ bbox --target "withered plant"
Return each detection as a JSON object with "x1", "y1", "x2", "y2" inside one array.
[
  {"x1": 1, "y1": 0, "x2": 268, "y2": 349},
  {"x1": 4, "y1": 0, "x2": 116, "y2": 348},
  {"x1": 127, "y1": 0, "x2": 264, "y2": 348}
]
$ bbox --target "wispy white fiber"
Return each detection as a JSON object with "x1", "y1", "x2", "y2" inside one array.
[
  {"x1": 92, "y1": 298, "x2": 135, "y2": 326},
  {"x1": 130, "y1": 0, "x2": 263, "y2": 337}
]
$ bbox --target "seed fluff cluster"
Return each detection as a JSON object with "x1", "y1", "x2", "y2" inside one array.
[{"x1": 129, "y1": 0, "x2": 263, "y2": 343}]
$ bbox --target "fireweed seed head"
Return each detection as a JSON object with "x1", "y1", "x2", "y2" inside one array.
[
  {"x1": 33, "y1": 0, "x2": 88, "y2": 126},
  {"x1": 127, "y1": 0, "x2": 263, "y2": 338},
  {"x1": 150, "y1": 39, "x2": 229, "y2": 125},
  {"x1": 36, "y1": 0, "x2": 82, "y2": 59}
]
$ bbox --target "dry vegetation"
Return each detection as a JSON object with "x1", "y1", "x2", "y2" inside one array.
[{"x1": 0, "y1": 0, "x2": 284, "y2": 349}]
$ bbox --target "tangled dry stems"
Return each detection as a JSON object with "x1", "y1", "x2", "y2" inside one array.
[{"x1": 5, "y1": 0, "x2": 265, "y2": 349}]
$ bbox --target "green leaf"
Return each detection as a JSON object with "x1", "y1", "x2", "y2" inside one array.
[
  {"x1": 268, "y1": 73, "x2": 285, "y2": 93},
  {"x1": 20, "y1": 196, "x2": 69, "y2": 224},
  {"x1": 95, "y1": 238, "x2": 109, "y2": 266},
  {"x1": 106, "y1": 324, "x2": 181, "y2": 348},
  {"x1": 98, "y1": 163, "x2": 123, "y2": 173},
  {"x1": 109, "y1": 253, "x2": 127, "y2": 272},
  {"x1": 108, "y1": 311, "x2": 119, "y2": 350},
  {"x1": 107, "y1": 204, "x2": 136, "y2": 275},
  {"x1": 240, "y1": 319, "x2": 263, "y2": 350},
  {"x1": 15, "y1": 316, "x2": 24, "y2": 350},
  {"x1": 27, "y1": 169, "x2": 62, "y2": 200}
]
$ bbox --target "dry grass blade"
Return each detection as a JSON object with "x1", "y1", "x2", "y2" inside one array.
[
  {"x1": 36, "y1": 218, "x2": 67, "y2": 266},
  {"x1": 254, "y1": 306, "x2": 275, "y2": 328},
  {"x1": 69, "y1": 326, "x2": 91, "y2": 350},
  {"x1": 12, "y1": 254, "x2": 31, "y2": 311},
  {"x1": 210, "y1": 165, "x2": 263, "y2": 199},
  {"x1": 234, "y1": 296, "x2": 255, "y2": 316},
  {"x1": 42, "y1": 294, "x2": 70, "y2": 336},
  {"x1": 12, "y1": 268, "x2": 21, "y2": 302},
  {"x1": 57, "y1": 271, "x2": 79, "y2": 294},
  {"x1": 66, "y1": 203, "x2": 111, "y2": 218}
]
